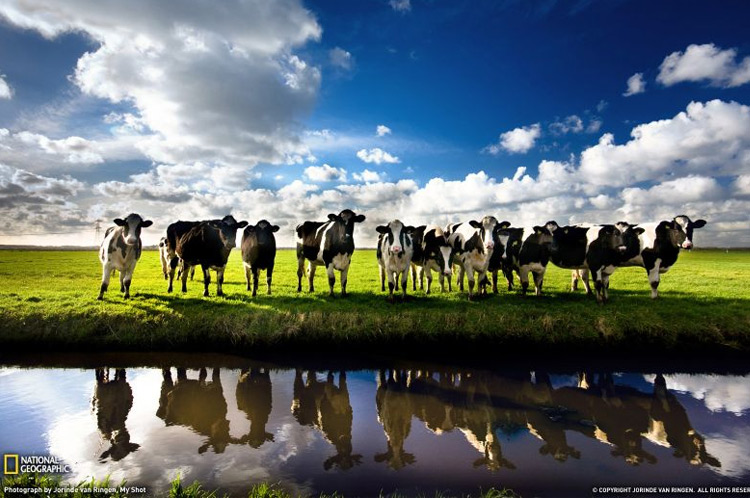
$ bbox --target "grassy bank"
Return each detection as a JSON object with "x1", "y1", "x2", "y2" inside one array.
[
  {"x1": 1, "y1": 474, "x2": 519, "y2": 498},
  {"x1": 0, "y1": 249, "x2": 748, "y2": 359}
]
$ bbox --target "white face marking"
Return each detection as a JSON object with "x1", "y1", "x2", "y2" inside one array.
[
  {"x1": 439, "y1": 246, "x2": 452, "y2": 275},
  {"x1": 124, "y1": 219, "x2": 140, "y2": 245},
  {"x1": 498, "y1": 233, "x2": 510, "y2": 259},
  {"x1": 388, "y1": 221, "x2": 404, "y2": 254}
]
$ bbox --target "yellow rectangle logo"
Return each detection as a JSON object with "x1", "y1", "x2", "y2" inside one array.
[{"x1": 4, "y1": 454, "x2": 19, "y2": 474}]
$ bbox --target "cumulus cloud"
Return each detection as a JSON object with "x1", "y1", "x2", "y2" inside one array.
[
  {"x1": 352, "y1": 169, "x2": 384, "y2": 183},
  {"x1": 356, "y1": 147, "x2": 400, "y2": 164},
  {"x1": 329, "y1": 47, "x2": 353, "y2": 70},
  {"x1": 657, "y1": 43, "x2": 750, "y2": 88},
  {"x1": 486, "y1": 124, "x2": 541, "y2": 154},
  {"x1": 0, "y1": 74, "x2": 12, "y2": 99},
  {"x1": 304, "y1": 164, "x2": 348, "y2": 182},
  {"x1": 549, "y1": 115, "x2": 584, "y2": 135},
  {"x1": 0, "y1": 0, "x2": 322, "y2": 168},
  {"x1": 580, "y1": 99, "x2": 750, "y2": 187},
  {"x1": 376, "y1": 125, "x2": 392, "y2": 137},
  {"x1": 623, "y1": 72, "x2": 646, "y2": 96},
  {"x1": 389, "y1": 0, "x2": 411, "y2": 12}
]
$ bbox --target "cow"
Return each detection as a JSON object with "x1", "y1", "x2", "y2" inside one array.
[
  {"x1": 158, "y1": 237, "x2": 170, "y2": 280},
  {"x1": 376, "y1": 219, "x2": 415, "y2": 301},
  {"x1": 241, "y1": 220, "x2": 279, "y2": 297},
  {"x1": 610, "y1": 216, "x2": 706, "y2": 299},
  {"x1": 543, "y1": 221, "x2": 627, "y2": 303},
  {"x1": 375, "y1": 369, "x2": 416, "y2": 469},
  {"x1": 410, "y1": 225, "x2": 454, "y2": 294},
  {"x1": 97, "y1": 213, "x2": 153, "y2": 300},
  {"x1": 174, "y1": 216, "x2": 248, "y2": 297},
  {"x1": 295, "y1": 209, "x2": 366, "y2": 297},
  {"x1": 92, "y1": 368, "x2": 139, "y2": 462},
  {"x1": 165, "y1": 215, "x2": 240, "y2": 292},
  {"x1": 447, "y1": 216, "x2": 502, "y2": 299},
  {"x1": 235, "y1": 368, "x2": 274, "y2": 448},
  {"x1": 514, "y1": 226, "x2": 554, "y2": 296},
  {"x1": 485, "y1": 223, "x2": 520, "y2": 293}
]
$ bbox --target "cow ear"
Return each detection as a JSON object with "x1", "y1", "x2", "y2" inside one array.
[
  {"x1": 634, "y1": 227, "x2": 645, "y2": 235},
  {"x1": 499, "y1": 221, "x2": 511, "y2": 230},
  {"x1": 328, "y1": 213, "x2": 339, "y2": 222},
  {"x1": 404, "y1": 226, "x2": 416, "y2": 234},
  {"x1": 141, "y1": 220, "x2": 153, "y2": 228},
  {"x1": 693, "y1": 219, "x2": 707, "y2": 228},
  {"x1": 245, "y1": 225, "x2": 255, "y2": 232},
  {"x1": 271, "y1": 225, "x2": 280, "y2": 232},
  {"x1": 354, "y1": 214, "x2": 366, "y2": 223},
  {"x1": 376, "y1": 225, "x2": 389, "y2": 234},
  {"x1": 114, "y1": 218, "x2": 126, "y2": 226},
  {"x1": 533, "y1": 225, "x2": 543, "y2": 235},
  {"x1": 469, "y1": 220, "x2": 482, "y2": 229},
  {"x1": 237, "y1": 221, "x2": 249, "y2": 228}
]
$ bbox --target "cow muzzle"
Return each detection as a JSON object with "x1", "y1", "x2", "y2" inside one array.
[
  {"x1": 485, "y1": 242, "x2": 494, "y2": 250},
  {"x1": 391, "y1": 246, "x2": 402, "y2": 254},
  {"x1": 682, "y1": 240, "x2": 693, "y2": 249},
  {"x1": 443, "y1": 269, "x2": 452, "y2": 276},
  {"x1": 124, "y1": 235, "x2": 138, "y2": 246},
  {"x1": 617, "y1": 245, "x2": 627, "y2": 253}
]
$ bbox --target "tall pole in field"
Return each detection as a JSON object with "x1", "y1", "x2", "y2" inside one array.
[{"x1": 94, "y1": 219, "x2": 102, "y2": 244}]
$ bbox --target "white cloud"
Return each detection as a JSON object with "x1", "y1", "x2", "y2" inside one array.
[
  {"x1": 329, "y1": 47, "x2": 353, "y2": 70},
  {"x1": 586, "y1": 119, "x2": 602, "y2": 133},
  {"x1": 389, "y1": 0, "x2": 411, "y2": 12},
  {"x1": 0, "y1": 0, "x2": 322, "y2": 168},
  {"x1": 732, "y1": 175, "x2": 750, "y2": 197},
  {"x1": 486, "y1": 124, "x2": 541, "y2": 154},
  {"x1": 623, "y1": 72, "x2": 646, "y2": 96},
  {"x1": 549, "y1": 115, "x2": 584, "y2": 135},
  {"x1": 0, "y1": 74, "x2": 12, "y2": 99},
  {"x1": 304, "y1": 163, "x2": 348, "y2": 182},
  {"x1": 352, "y1": 169, "x2": 384, "y2": 183},
  {"x1": 657, "y1": 43, "x2": 750, "y2": 88},
  {"x1": 580, "y1": 99, "x2": 750, "y2": 187},
  {"x1": 356, "y1": 147, "x2": 400, "y2": 164},
  {"x1": 621, "y1": 175, "x2": 724, "y2": 206},
  {"x1": 376, "y1": 125, "x2": 392, "y2": 137}
]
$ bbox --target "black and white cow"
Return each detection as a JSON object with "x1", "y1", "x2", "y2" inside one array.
[
  {"x1": 98, "y1": 213, "x2": 153, "y2": 300},
  {"x1": 512, "y1": 226, "x2": 553, "y2": 296},
  {"x1": 158, "y1": 237, "x2": 170, "y2": 280},
  {"x1": 165, "y1": 215, "x2": 239, "y2": 293},
  {"x1": 296, "y1": 209, "x2": 366, "y2": 297},
  {"x1": 241, "y1": 220, "x2": 279, "y2": 297},
  {"x1": 484, "y1": 222, "x2": 519, "y2": 293},
  {"x1": 410, "y1": 225, "x2": 454, "y2": 294},
  {"x1": 446, "y1": 216, "x2": 502, "y2": 299},
  {"x1": 376, "y1": 220, "x2": 415, "y2": 301},
  {"x1": 611, "y1": 216, "x2": 706, "y2": 299},
  {"x1": 545, "y1": 221, "x2": 627, "y2": 303},
  {"x1": 174, "y1": 216, "x2": 248, "y2": 297}
]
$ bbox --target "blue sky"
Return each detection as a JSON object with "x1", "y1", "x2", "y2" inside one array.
[{"x1": 0, "y1": 0, "x2": 749, "y2": 246}]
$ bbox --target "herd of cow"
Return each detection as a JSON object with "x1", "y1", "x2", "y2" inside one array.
[{"x1": 97, "y1": 209, "x2": 706, "y2": 303}]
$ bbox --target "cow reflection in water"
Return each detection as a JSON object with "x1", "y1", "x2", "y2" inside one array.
[
  {"x1": 375, "y1": 370, "x2": 416, "y2": 469},
  {"x1": 92, "y1": 368, "x2": 140, "y2": 461},
  {"x1": 157, "y1": 367, "x2": 236, "y2": 454},
  {"x1": 235, "y1": 368, "x2": 274, "y2": 448},
  {"x1": 292, "y1": 370, "x2": 362, "y2": 470}
]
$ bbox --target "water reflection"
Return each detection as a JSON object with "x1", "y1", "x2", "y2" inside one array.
[
  {"x1": 93, "y1": 368, "x2": 140, "y2": 461},
  {"x1": 1, "y1": 363, "x2": 746, "y2": 497}
]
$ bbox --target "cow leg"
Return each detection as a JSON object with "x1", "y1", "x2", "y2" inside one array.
[
  {"x1": 252, "y1": 268, "x2": 259, "y2": 297},
  {"x1": 571, "y1": 270, "x2": 579, "y2": 291},
  {"x1": 519, "y1": 268, "x2": 530, "y2": 295},
  {"x1": 297, "y1": 255, "x2": 305, "y2": 292},
  {"x1": 266, "y1": 265, "x2": 274, "y2": 295},
  {"x1": 400, "y1": 269, "x2": 408, "y2": 300},
  {"x1": 492, "y1": 270, "x2": 498, "y2": 294},
  {"x1": 168, "y1": 257, "x2": 179, "y2": 293},
  {"x1": 379, "y1": 265, "x2": 385, "y2": 292},
  {"x1": 648, "y1": 265, "x2": 661, "y2": 299},
  {"x1": 122, "y1": 268, "x2": 133, "y2": 299},
  {"x1": 326, "y1": 264, "x2": 336, "y2": 297},
  {"x1": 533, "y1": 270, "x2": 545, "y2": 296},
  {"x1": 202, "y1": 266, "x2": 211, "y2": 297},
  {"x1": 245, "y1": 265, "x2": 252, "y2": 291},
  {"x1": 425, "y1": 267, "x2": 433, "y2": 295},
  {"x1": 216, "y1": 267, "x2": 225, "y2": 297},
  {"x1": 503, "y1": 266, "x2": 514, "y2": 291},
  {"x1": 602, "y1": 273, "x2": 611, "y2": 303},
  {"x1": 458, "y1": 265, "x2": 465, "y2": 292},
  {"x1": 119, "y1": 271, "x2": 125, "y2": 293},
  {"x1": 181, "y1": 263, "x2": 191, "y2": 293},
  {"x1": 341, "y1": 266, "x2": 349, "y2": 297},
  {"x1": 387, "y1": 268, "x2": 396, "y2": 302},
  {"x1": 438, "y1": 270, "x2": 445, "y2": 293},
  {"x1": 190, "y1": 266, "x2": 195, "y2": 281},
  {"x1": 98, "y1": 263, "x2": 112, "y2": 300},
  {"x1": 308, "y1": 262, "x2": 316, "y2": 293},
  {"x1": 466, "y1": 270, "x2": 475, "y2": 300},
  {"x1": 580, "y1": 269, "x2": 592, "y2": 295},
  {"x1": 411, "y1": 264, "x2": 417, "y2": 291},
  {"x1": 593, "y1": 269, "x2": 605, "y2": 304}
]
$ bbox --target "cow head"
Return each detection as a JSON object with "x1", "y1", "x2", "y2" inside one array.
[
  {"x1": 215, "y1": 215, "x2": 248, "y2": 250},
  {"x1": 597, "y1": 225, "x2": 627, "y2": 254},
  {"x1": 328, "y1": 209, "x2": 366, "y2": 240},
  {"x1": 376, "y1": 219, "x2": 415, "y2": 255},
  {"x1": 615, "y1": 222, "x2": 645, "y2": 261},
  {"x1": 532, "y1": 225, "x2": 554, "y2": 245},
  {"x1": 244, "y1": 219, "x2": 280, "y2": 243},
  {"x1": 424, "y1": 227, "x2": 454, "y2": 275},
  {"x1": 469, "y1": 215, "x2": 500, "y2": 251},
  {"x1": 113, "y1": 213, "x2": 153, "y2": 245},
  {"x1": 496, "y1": 227, "x2": 524, "y2": 261},
  {"x1": 673, "y1": 215, "x2": 707, "y2": 250}
]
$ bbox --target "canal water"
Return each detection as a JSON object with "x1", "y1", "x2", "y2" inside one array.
[{"x1": 1, "y1": 358, "x2": 749, "y2": 497}]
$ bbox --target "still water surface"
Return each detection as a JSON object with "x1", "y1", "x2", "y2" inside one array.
[{"x1": 1, "y1": 360, "x2": 749, "y2": 497}]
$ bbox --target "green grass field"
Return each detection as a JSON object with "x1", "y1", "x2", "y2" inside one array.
[{"x1": 0, "y1": 248, "x2": 748, "y2": 359}]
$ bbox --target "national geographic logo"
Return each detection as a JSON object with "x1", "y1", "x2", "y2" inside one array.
[{"x1": 3, "y1": 454, "x2": 71, "y2": 474}]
